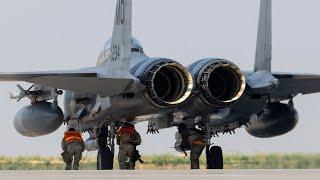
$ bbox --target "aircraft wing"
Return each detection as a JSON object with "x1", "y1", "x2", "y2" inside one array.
[
  {"x1": 269, "y1": 73, "x2": 320, "y2": 98},
  {"x1": 0, "y1": 69, "x2": 134, "y2": 97}
]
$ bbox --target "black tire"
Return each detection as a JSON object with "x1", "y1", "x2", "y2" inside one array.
[
  {"x1": 206, "y1": 146, "x2": 213, "y2": 169},
  {"x1": 97, "y1": 147, "x2": 114, "y2": 170},
  {"x1": 206, "y1": 146, "x2": 224, "y2": 169}
]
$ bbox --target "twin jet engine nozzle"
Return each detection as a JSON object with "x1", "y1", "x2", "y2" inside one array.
[
  {"x1": 189, "y1": 58, "x2": 246, "y2": 108},
  {"x1": 133, "y1": 58, "x2": 246, "y2": 109}
]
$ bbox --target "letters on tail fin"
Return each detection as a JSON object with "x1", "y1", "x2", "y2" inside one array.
[
  {"x1": 254, "y1": 0, "x2": 272, "y2": 72},
  {"x1": 102, "y1": 0, "x2": 133, "y2": 78}
]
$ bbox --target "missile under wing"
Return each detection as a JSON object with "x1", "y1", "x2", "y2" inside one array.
[{"x1": 0, "y1": 0, "x2": 320, "y2": 170}]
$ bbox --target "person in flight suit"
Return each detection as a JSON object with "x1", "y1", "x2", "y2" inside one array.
[
  {"x1": 116, "y1": 123, "x2": 142, "y2": 170},
  {"x1": 177, "y1": 125, "x2": 206, "y2": 169},
  {"x1": 61, "y1": 128, "x2": 85, "y2": 170}
]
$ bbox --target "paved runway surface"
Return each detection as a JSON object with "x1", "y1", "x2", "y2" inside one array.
[{"x1": 1, "y1": 170, "x2": 319, "y2": 180}]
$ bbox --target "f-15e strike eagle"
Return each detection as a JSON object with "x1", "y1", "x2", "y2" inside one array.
[{"x1": 0, "y1": 0, "x2": 319, "y2": 169}]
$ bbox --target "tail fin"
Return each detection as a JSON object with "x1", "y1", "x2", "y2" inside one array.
[
  {"x1": 254, "y1": 0, "x2": 272, "y2": 72},
  {"x1": 103, "y1": 0, "x2": 133, "y2": 78}
]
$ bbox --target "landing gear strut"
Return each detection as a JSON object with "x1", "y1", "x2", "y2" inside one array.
[
  {"x1": 206, "y1": 145, "x2": 224, "y2": 169},
  {"x1": 97, "y1": 124, "x2": 116, "y2": 170}
]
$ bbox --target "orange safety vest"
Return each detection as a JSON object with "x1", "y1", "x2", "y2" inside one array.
[
  {"x1": 117, "y1": 127, "x2": 136, "y2": 136},
  {"x1": 63, "y1": 131, "x2": 83, "y2": 144}
]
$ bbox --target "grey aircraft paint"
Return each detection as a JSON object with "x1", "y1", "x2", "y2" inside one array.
[{"x1": 0, "y1": 0, "x2": 319, "y2": 154}]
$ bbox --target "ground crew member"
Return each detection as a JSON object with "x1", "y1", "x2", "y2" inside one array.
[
  {"x1": 178, "y1": 125, "x2": 206, "y2": 169},
  {"x1": 61, "y1": 128, "x2": 85, "y2": 170},
  {"x1": 116, "y1": 123, "x2": 142, "y2": 170}
]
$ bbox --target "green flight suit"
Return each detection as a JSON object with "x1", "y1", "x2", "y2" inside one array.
[
  {"x1": 61, "y1": 140, "x2": 85, "y2": 170},
  {"x1": 117, "y1": 128, "x2": 141, "y2": 170},
  {"x1": 178, "y1": 128, "x2": 206, "y2": 169}
]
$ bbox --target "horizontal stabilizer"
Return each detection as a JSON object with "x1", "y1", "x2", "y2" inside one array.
[
  {"x1": 271, "y1": 73, "x2": 320, "y2": 97},
  {"x1": 0, "y1": 69, "x2": 133, "y2": 97}
]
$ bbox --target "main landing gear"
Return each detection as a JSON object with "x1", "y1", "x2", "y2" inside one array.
[
  {"x1": 204, "y1": 123, "x2": 223, "y2": 169},
  {"x1": 206, "y1": 145, "x2": 223, "y2": 169},
  {"x1": 97, "y1": 125, "x2": 116, "y2": 170}
]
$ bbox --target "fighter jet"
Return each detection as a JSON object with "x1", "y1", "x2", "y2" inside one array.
[{"x1": 1, "y1": 0, "x2": 319, "y2": 169}]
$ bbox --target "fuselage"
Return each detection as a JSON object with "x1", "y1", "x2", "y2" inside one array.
[
  {"x1": 65, "y1": 39, "x2": 184, "y2": 130},
  {"x1": 64, "y1": 38, "x2": 267, "y2": 133}
]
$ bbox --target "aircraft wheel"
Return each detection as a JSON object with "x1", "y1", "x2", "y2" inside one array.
[
  {"x1": 206, "y1": 146, "x2": 224, "y2": 169},
  {"x1": 97, "y1": 146, "x2": 114, "y2": 170}
]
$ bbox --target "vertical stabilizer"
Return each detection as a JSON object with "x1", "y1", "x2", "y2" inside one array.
[
  {"x1": 254, "y1": 0, "x2": 272, "y2": 72},
  {"x1": 103, "y1": 0, "x2": 133, "y2": 78}
]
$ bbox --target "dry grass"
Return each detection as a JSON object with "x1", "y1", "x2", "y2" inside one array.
[{"x1": 1, "y1": 153, "x2": 320, "y2": 170}]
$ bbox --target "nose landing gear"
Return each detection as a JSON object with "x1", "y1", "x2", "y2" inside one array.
[
  {"x1": 96, "y1": 124, "x2": 116, "y2": 170},
  {"x1": 97, "y1": 146, "x2": 114, "y2": 170}
]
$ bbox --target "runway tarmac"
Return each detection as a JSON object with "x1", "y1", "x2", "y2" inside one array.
[{"x1": 1, "y1": 170, "x2": 320, "y2": 180}]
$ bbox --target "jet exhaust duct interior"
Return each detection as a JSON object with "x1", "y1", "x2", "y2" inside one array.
[
  {"x1": 190, "y1": 59, "x2": 246, "y2": 108},
  {"x1": 134, "y1": 59, "x2": 193, "y2": 108}
]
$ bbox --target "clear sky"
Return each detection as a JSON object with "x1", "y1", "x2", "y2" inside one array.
[{"x1": 0, "y1": 0, "x2": 320, "y2": 156}]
